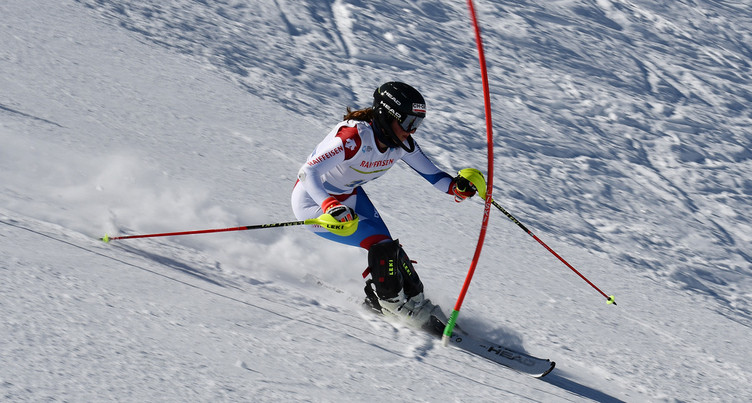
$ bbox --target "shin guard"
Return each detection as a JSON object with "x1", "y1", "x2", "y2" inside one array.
[{"x1": 367, "y1": 239, "x2": 423, "y2": 300}]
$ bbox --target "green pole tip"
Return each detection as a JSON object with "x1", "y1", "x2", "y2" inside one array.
[
  {"x1": 101, "y1": 234, "x2": 110, "y2": 243},
  {"x1": 607, "y1": 295, "x2": 616, "y2": 305},
  {"x1": 441, "y1": 310, "x2": 461, "y2": 347}
]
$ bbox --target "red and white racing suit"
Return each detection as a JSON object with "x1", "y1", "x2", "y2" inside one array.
[{"x1": 291, "y1": 120, "x2": 453, "y2": 249}]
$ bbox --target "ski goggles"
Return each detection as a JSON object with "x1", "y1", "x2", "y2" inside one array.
[{"x1": 399, "y1": 114, "x2": 424, "y2": 132}]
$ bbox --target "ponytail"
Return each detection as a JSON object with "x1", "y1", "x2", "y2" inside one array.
[{"x1": 343, "y1": 107, "x2": 374, "y2": 121}]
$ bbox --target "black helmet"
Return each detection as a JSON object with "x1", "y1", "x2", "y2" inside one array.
[{"x1": 372, "y1": 82, "x2": 426, "y2": 152}]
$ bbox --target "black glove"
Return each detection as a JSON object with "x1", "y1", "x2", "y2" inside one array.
[
  {"x1": 326, "y1": 203, "x2": 357, "y2": 222},
  {"x1": 450, "y1": 175, "x2": 476, "y2": 203}
]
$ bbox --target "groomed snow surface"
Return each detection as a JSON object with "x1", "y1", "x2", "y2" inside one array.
[{"x1": 2, "y1": 0, "x2": 751, "y2": 401}]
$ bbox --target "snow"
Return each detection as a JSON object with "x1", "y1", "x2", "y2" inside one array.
[{"x1": 2, "y1": 0, "x2": 751, "y2": 401}]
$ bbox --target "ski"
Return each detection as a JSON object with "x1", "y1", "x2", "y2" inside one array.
[
  {"x1": 427, "y1": 316, "x2": 555, "y2": 378},
  {"x1": 307, "y1": 275, "x2": 555, "y2": 378}
]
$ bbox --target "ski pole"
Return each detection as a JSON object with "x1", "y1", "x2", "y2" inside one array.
[
  {"x1": 100, "y1": 213, "x2": 358, "y2": 242},
  {"x1": 490, "y1": 198, "x2": 616, "y2": 305}
]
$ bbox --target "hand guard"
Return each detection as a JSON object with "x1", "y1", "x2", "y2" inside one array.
[{"x1": 450, "y1": 175, "x2": 477, "y2": 203}]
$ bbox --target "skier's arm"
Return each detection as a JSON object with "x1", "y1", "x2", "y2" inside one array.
[
  {"x1": 401, "y1": 142, "x2": 454, "y2": 192},
  {"x1": 402, "y1": 142, "x2": 479, "y2": 202},
  {"x1": 402, "y1": 143, "x2": 452, "y2": 192},
  {"x1": 297, "y1": 136, "x2": 347, "y2": 209}
]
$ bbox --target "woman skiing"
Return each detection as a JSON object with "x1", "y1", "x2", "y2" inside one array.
[{"x1": 291, "y1": 82, "x2": 480, "y2": 328}]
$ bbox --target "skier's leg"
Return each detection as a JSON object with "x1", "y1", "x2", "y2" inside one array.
[
  {"x1": 366, "y1": 239, "x2": 442, "y2": 327},
  {"x1": 293, "y1": 184, "x2": 441, "y2": 327}
]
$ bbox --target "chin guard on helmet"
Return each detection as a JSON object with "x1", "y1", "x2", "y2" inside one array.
[{"x1": 372, "y1": 116, "x2": 416, "y2": 152}]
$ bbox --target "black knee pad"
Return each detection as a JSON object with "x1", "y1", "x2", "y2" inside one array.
[{"x1": 367, "y1": 239, "x2": 423, "y2": 300}]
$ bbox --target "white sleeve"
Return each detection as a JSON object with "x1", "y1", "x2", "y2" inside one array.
[
  {"x1": 297, "y1": 135, "x2": 346, "y2": 208},
  {"x1": 402, "y1": 142, "x2": 454, "y2": 193}
]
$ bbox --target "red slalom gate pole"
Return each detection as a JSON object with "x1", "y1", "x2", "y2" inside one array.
[{"x1": 443, "y1": 0, "x2": 495, "y2": 345}]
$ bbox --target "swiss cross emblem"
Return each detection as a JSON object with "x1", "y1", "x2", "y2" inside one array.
[{"x1": 344, "y1": 138, "x2": 358, "y2": 151}]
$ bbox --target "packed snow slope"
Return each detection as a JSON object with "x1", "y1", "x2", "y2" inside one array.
[{"x1": 2, "y1": 0, "x2": 751, "y2": 401}]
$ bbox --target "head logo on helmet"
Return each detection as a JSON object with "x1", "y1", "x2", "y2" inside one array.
[
  {"x1": 383, "y1": 89, "x2": 402, "y2": 106},
  {"x1": 378, "y1": 99, "x2": 402, "y2": 121},
  {"x1": 372, "y1": 82, "x2": 426, "y2": 152}
]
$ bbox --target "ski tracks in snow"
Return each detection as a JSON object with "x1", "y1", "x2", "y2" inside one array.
[{"x1": 1, "y1": 211, "x2": 608, "y2": 402}]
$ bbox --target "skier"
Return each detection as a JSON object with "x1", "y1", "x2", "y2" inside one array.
[{"x1": 291, "y1": 82, "x2": 481, "y2": 328}]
